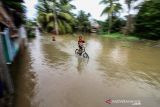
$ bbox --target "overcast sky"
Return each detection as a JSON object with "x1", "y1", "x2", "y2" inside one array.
[{"x1": 24, "y1": 0, "x2": 142, "y2": 21}]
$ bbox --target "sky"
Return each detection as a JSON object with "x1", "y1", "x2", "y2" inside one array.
[
  {"x1": 24, "y1": 0, "x2": 142, "y2": 21},
  {"x1": 70, "y1": 0, "x2": 107, "y2": 20},
  {"x1": 24, "y1": 0, "x2": 38, "y2": 20}
]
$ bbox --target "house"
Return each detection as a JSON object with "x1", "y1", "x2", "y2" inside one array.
[{"x1": 91, "y1": 20, "x2": 100, "y2": 33}]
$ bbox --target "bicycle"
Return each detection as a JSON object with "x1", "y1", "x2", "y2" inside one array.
[{"x1": 75, "y1": 45, "x2": 89, "y2": 59}]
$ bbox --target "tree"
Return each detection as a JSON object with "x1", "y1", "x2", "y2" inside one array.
[
  {"x1": 76, "y1": 10, "x2": 91, "y2": 33},
  {"x1": 99, "y1": 0, "x2": 122, "y2": 34},
  {"x1": 37, "y1": 0, "x2": 76, "y2": 34},
  {"x1": 111, "y1": 16, "x2": 126, "y2": 32},
  {"x1": 124, "y1": 0, "x2": 138, "y2": 34},
  {"x1": 125, "y1": 0, "x2": 137, "y2": 14},
  {"x1": 134, "y1": 0, "x2": 160, "y2": 40},
  {"x1": 97, "y1": 17, "x2": 125, "y2": 34}
]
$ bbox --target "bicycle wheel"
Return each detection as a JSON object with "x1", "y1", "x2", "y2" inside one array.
[
  {"x1": 75, "y1": 49, "x2": 79, "y2": 54},
  {"x1": 82, "y1": 52, "x2": 89, "y2": 59}
]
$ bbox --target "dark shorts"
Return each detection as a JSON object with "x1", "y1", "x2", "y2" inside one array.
[{"x1": 79, "y1": 45, "x2": 83, "y2": 50}]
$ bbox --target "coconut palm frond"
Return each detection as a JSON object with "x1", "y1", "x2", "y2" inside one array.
[
  {"x1": 36, "y1": 0, "x2": 76, "y2": 34},
  {"x1": 58, "y1": 20, "x2": 66, "y2": 34},
  {"x1": 47, "y1": 21, "x2": 54, "y2": 28},
  {"x1": 59, "y1": 12, "x2": 73, "y2": 21},
  {"x1": 99, "y1": 0, "x2": 110, "y2": 5},
  {"x1": 101, "y1": 7, "x2": 111, "y2": 16},
  {"x1": 62, "y1": 21, "x2": 72, "y2": 33},
  {"x1": 46, "y1": 13, "x2": 55, "y2": 22}
]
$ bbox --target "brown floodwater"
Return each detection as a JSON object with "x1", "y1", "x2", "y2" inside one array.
[{"x1": 12, "y1": 31, "x2": 160, "y2": 107}]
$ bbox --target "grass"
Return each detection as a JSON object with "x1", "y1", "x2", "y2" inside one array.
[{"x1": 101, "y1": 33, "x2": 140, "y2": 41}]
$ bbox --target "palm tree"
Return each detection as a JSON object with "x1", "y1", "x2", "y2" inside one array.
[
  {"x1": 100, "y1": 0, "x2": 122, "y2": 34},
  {"x1": 125, "y1": 0, "x2": 138, "y2": 14},
  {"x1": 37, "y1": 0, "x2": 75, "y2": 34},
  {"x1": 76, "y1": 10, "x2": 91, "y2": 33},
  {"x1": 124, "y1": 0, "x2": 138, "y2": 34}
]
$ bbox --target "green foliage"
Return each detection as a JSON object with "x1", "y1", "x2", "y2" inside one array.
[
  {"x1": 48, "y1": 21, "x2": 54, "y2": 28},
  {"x1": 25, "y1": 20, "x2": 36, "y2": 38},
  {"x1": 99, "y1": 0, "x2": 122, "y2": 33},
  {"x1": 37, "y1": 0, "x2": 76, "y2": 34},
  {"x1": 97, "y1": 20, "x2": 108, "y2": 34},
  {"x1": 59, "y1": 12, "x2": 73, "y2": 22},
  {"x1": 134, "y1": 0, "x2": 160, "y2": 40},
  {"x1": 46, "y1": 13, "x2": 54, "y2": 22},
  {"x1": 76, "y1": 10, "x2": 91, "y2": 33},
  {"x1": 37, "y1": 13, "x2": 48, "y2": 30},
  {"x1": 58, "y1": 21, "x2": 66, "y2": 34},
  {"x1": 97, "y1": 16, "x2": 125, "y2": 34},
  {"x1": 111, "y1": 16, "x2": 126, "y2": 32},
  {"x1": 63, "y1": 21, "x2": 72, "y2": 33}
]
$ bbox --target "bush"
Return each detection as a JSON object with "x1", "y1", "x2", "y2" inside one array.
[
  {"x1": 134, "y1": 0, "x2": 160, "y2": 40},
  {"x1": 97, "y1": 16, "x2": 126, "y2": 34}
]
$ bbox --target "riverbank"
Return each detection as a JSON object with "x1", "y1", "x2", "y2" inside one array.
[{"x1": 100, "y1": 33, "x2": 140, "y2": 41}]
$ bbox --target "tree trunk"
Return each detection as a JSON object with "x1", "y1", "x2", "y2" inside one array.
[
  {"x1": 53, "y1": 13, "x2": 59, "y2": 35},
  {"x1": 53, "y1": 2, "x2": 59, "y2": 35},
  {"x1": 108, "y1": 13, "x2": 112, "y2": 34},
  {"x1": 125, "y1": 7, "x2": 132, "y2": 35}
]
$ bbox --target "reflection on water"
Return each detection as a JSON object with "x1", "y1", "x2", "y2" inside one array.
[{"x1": 12, "y1": 32, "x2": 160, "y2": 107}]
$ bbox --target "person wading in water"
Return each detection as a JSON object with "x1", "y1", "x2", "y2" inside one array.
[{"x1": 52, "y1": 30, "x2": 56, "y2": 41}]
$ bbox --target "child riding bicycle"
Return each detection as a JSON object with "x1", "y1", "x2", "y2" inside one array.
[{"x1": 78, "y1": 36, "x2": 85, "y2": 55}]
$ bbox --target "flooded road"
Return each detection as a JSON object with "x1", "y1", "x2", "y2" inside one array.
[{"x1": 12, "y1": 31, "x2": 160, "y2": 107}]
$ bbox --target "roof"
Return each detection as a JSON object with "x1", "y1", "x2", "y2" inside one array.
[{"x1": 91, "y1": 21, "x2": 100, "y2": 28}]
